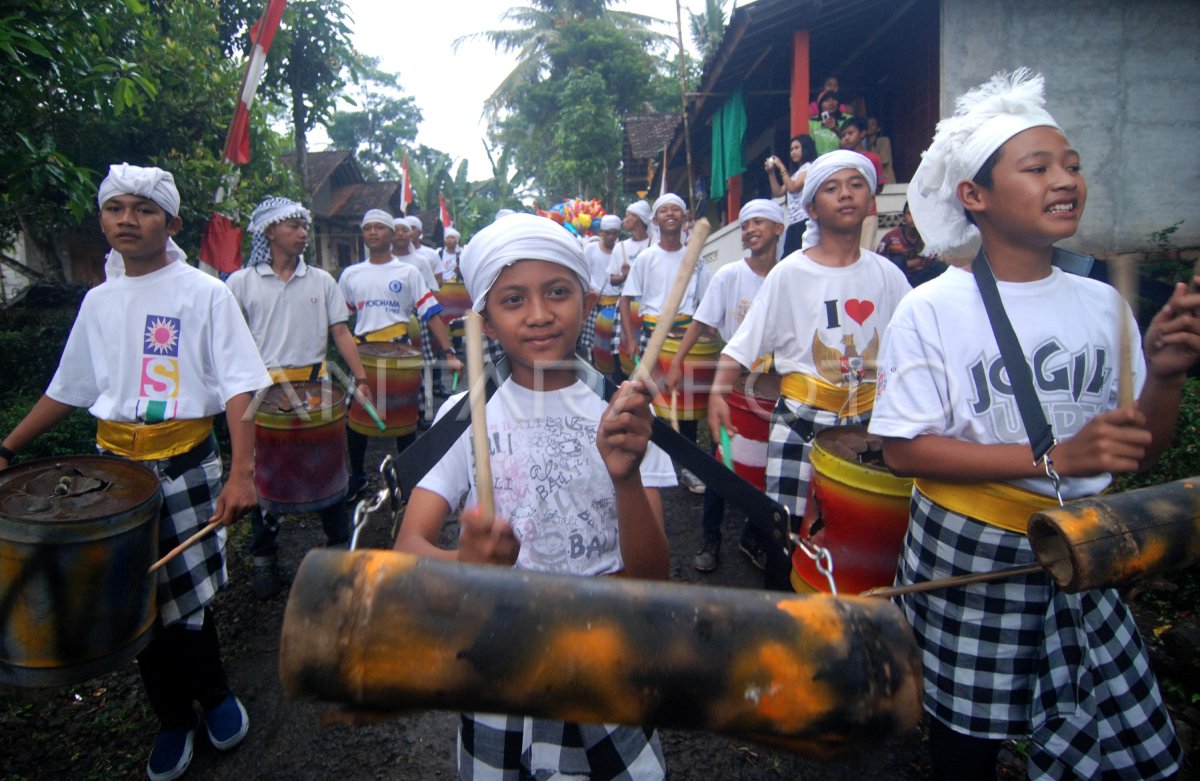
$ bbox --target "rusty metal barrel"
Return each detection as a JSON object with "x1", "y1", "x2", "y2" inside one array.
[
  {"x1": 1029, "y1": 476, "x2": 1200, "y2": 592},
  {"x1": 280, "y1": 549, "x2": 923, "y2": 757},
  {"x1": 0, "y1": 456, "x2": 161, "y2": 687}
]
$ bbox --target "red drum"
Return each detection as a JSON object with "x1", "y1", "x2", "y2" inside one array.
[
  {"x1": 726, "y1": 372, "x2": 781, "y2": 491},
  {"x1": 592, "y1": 304, "x2": 617, "y2": 375},
  {"x1": 791, "y1": 426, "x2": 913, "y2": 594},
  {"x1": 0, "y1": 456, "x2": 161, "y2": 687},
  {"x1": 255, "y1": 381, "x2": 348, "y2": 513},
  {"x1": 349, "y1": 343, "x2": 422, "y2": 437},
  {"x1": 437, "y1": 280, "x2": 472, "y2": 322},
  {"x1": 651, "y1": 329, "x2": 721, "y2": 421}
]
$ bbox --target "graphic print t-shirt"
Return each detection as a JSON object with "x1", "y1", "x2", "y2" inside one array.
[
  {"x1": 417, "y1": 379, "x2": 677, "y2": 576},
  {"x1": 338, "y1": 258, "x2": 440, "y2": 337}
]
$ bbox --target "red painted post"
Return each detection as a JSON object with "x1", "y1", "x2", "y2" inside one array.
[{"x1": 791, "y1": 30, "x2": 811, "y2": 137}]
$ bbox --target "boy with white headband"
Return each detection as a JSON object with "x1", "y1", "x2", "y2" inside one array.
[
  {"x1": 340, "y1": 210, "x2": 462, "y2": 499},
  {"x1": 0, "y1": 163, "x2": 270, "y2": 780},
  {"x1": 604, "y1": 200, "x2": 652, "y2": 382},
  {"x1": 405, "y1": 214, "x2": 444, "y2": 288},
  {"x1": 665, "y1": 199, "x2": 786, "y2": 572},
  {"x1": 708, "y1": 150, "x2": 910, "y2": 527},
  {"x1": 869, "y1": 69, "x2": 1192, "y2": 781},
  {"x1": 621, "y1": 192, "x2": 712, "y2": 492},
  {"x1": 579, "y1": 213, "x2": 622, "y2": 361},
  {"x1": 226, "y1": 197, "x2": 373, "y2": 599},
  {"x1": 394, "y1": 213, "x2": 674, "y2": 780},
  {"x1": 439, "y1": 227, "x2": 462, "y2": 281}
]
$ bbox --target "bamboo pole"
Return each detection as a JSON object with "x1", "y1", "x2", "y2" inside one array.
[
  {"x1": 464, "y1": 311, "x2": 494, "y2": 519},
  {"x1": 675, "y1": 0, "x2": 696, "y2": 204},
  {"x1": 1110, "y1": 255, "x2": 1138, "y2": 408}
]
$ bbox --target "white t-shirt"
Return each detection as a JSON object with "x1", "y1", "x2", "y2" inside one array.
[
  {"x1": 869, "y1": 265, "x2": 1144, "y2": 498},
  {"x1": 395, "y1": 249, "x2": 439, "y2": 291},
  {"x1": 583, "y1": 242, "x2": 614, "y2": 295},
  {"x1": 417, "y1": 378, "x2": 677, "y2": 576},
  {"x1": 785, "y1": 162, "x2": 812, "y2": 225},
  {"x1": 413, "y1": 244, "x2": 443, "y2": 288},
  {"x1": 225, "y1": 260, "x2": 347, "y2": 369},
  {"x1": 338, "y1": 259, "x2": 441, "y2": 338},
  {"x1": 692, "y1": 258, "x2": 769, "y2": 342},
  {"x1": 438, "y1": 247, "x2": 461, "y2": 281},
  {"x1": 723, "y1": 249, "x2": 910, "y2": 381},
  {"x1": 621, "y1": 244, "x2": 711, "y2": 319},
  {"x1": 605, "y1": 237, "x2": 649, "y2": 298},
  {"x1": 47, "y1": 260, "x2": 271, "y2": 422}
]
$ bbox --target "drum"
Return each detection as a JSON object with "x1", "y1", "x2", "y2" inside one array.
[
  {"x1": 791, "y1": 426, "x2": 913, "y2": 594},
  {"x1": 592, "y1": 304, "x2": 617, "y2": 375},
  {"x1": 254, "y1": 380, "x2": 348, "y2": 514},
  {"x1": 349, "y1": 343, "x2": 422, "y2": 437},
  {"x1": 0, "y1": 456, "x2": 161, "y2": 687},
  {"x1": 726, "y1": 372, "x2": 782, "y2": 491},
  {"x1": 651, "y1": 328, "x2": 722, "y2": 421},
  {"x1": 437, "y1": 280, "x2": 472, "y2": 322}
]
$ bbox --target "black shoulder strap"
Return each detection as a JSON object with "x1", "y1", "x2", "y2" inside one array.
[{"x1": 971, "y1": 248, "x2": 1056, "y2": 462}]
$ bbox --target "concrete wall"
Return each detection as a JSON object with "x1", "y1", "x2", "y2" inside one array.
[{"x1": 940, "y1": 0, "x2": 1200, "y2": 254}]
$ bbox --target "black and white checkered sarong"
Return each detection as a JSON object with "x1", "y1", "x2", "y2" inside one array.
[
  {"x1": 577, "y1": 304, "x2": 600, "y2": 358},
  {"x1": 898, "y1": 491, "x2": 1181, "y2": 780},
  {"x1": 459, "y1": 713, "x2": 666, "y2": 780},
  {"x1": 147, "y1": 448, "x2": 228, "y2": 630},
  {"x1": 764, "y1": 396, "x2": 868, "y2": 518}
]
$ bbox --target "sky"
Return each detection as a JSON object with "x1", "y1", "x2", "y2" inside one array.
[{"x1": 338, "y1": 0, "x2": 710, "y2": 178}]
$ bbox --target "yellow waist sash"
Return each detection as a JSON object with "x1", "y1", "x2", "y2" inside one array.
[
  {"x1": 97, "y1": 417, "x2": 214, "y2": 461},
  {"x1": 598, "y1": 295, "x2": 620, "y2": 307},
  {"x1": 780, "y1": 373, "x2": 875, "y2": 416},
  {"x1": 268, "y1": 363, "x2": 327, "y2": 384},
  {"x1": 914, "y1": 478, "x2": 1063, "y2": 534},
  {"x1": 362, "y1": 321, "x2": 409, "y2": 343},
  {"x1": 641, "y1": 313, "x2": 693, "y2": 330}
]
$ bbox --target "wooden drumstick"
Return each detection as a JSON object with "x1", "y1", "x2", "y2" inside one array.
[
  {"x1": 148, "y1": 518, "x2": 222, "y2": 574},
  {"x1": 464, "y1": 311, "x2": 495, "y2": 518},
  {"x1": 630, "y1": 218, "x2": 712, "y2": 388},
  {"x1": 1110, "y1": 256, "x2": 1137, "y2": 408}
]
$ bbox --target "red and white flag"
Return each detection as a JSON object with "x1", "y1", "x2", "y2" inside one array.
[
  {"x1": 401, "y1": 153, "x2": 413, "y2": 211},
  {"x1": 223, "y1": 0, "x2": 287, "y2": 165},
  {"x1": 439, "y1": 193, "x2": 452, "y2": 229}
]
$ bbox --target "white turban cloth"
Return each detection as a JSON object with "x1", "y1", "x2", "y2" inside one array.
[
  {"x1": 907, "y1": 68, "x2": 1061, "y2": 257},
  {"x1": 444, "y1": 227, "x2": 461, "y2": 240},
  {"x1": 404, "y1": 215, "x2": 423, "y2": 232},
  {"x1": 652, "y1": 193, "x2": 685, "y2": 216},
  {"x1": 599, "y1": 214, "x2": 622, "y2": 231},
  {"x1": 361, "y1": 209, "x2": 394, "y2": 229},
  {"x1": 739, "y1": 198, "x2": 785, "y2": 226},
  {"x1": 246, "y1": 197, "x2": 311, "y2": 266},
  {"x1": 98, "y1": 163, "x2": 184, "y2": 280},
  {"x1": 800, "y1": 150, "x2": 878, "y2": 250},
  {"x1": 494, "y1": 208, "x2": 515, "y2": 221},
  {"x1": 460, "y1": 213, "x2": 591, "y2": 313},
  {"x1": 625, "y1": 200, "x2": 652, "y2": 227}
]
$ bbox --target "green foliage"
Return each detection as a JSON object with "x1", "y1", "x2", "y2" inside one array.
[
  {"x1": 1148, "y1": 220, "x2": 1184, "y2": 253},
  {"x1": 689, "y1": 0, "x2": 729, "y2": 65},
  {"x1": 1112, "y1": 377, "x2": 1200, "y2": 492},
  {"x1": 325, "y1": 58, "x2": 422, "y2": 180}
]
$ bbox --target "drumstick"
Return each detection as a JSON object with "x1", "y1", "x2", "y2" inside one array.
[
  {"x1": 1111, "y1": 256, "x2": 1137, "y2": 408},
  {"x1": 629, "y1": 218, "x2": 712, "y2": 388},
  {"x1": 464, "y1": 311, "x2": 495, "y2": 518},
  {"x1": 340, "y1": 374, "x2": 387, "y2": 431},
  {"x1": 669, "y1": 390, "x2": 680, "y2": 433},
  {"x1": 860, "y1": 562, "x2": 1045, "y2": 598},
  {"x1": 719, "y1": 425, "x2": 734, "y2": 470},
  {"x1": 148, "y1": 518, "x2": 222, "y2": 574}
]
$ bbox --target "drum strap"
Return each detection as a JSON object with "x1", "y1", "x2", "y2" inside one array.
[{"x1": 389, "y1": 356, "x2": 791, "y2": 572}]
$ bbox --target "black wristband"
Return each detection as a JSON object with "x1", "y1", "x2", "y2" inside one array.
[{"x1": 0, "y1": 444, "x2": 15, "y2": 462}]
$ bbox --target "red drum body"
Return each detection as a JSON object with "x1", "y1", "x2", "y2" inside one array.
[
  {"x1": 437, "y1": 280, "x2": 472, "y2": 323},
  {"x1": 349, "y1": 344, "x2": 422, "y2": 437},
  {"x1": 792, "y1": 426, "x2": 913, "y2": 594},
  {"x1": 254, "y1": 381, "x2": 348, "y2": 514},
  {"x1": 652, "y1": 329, "x2": 721, "y2": 421},
  {"x1": 727, "y1": 372, "x2": 781, "y2": 491},
  {"x1": 592, "y1": 304, "x2": 617, "y2": 375},
  {"x1": 0, "y1": 456, "x2": 161, "y2": 687}
]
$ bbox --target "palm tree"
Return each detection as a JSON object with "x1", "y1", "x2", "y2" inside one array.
[
  {"x1": 689, "y1": 0, "x2": 729, "y2": 66},
  {"x1": 456, "y1": 0, "x2": 672, "y2": 118}
]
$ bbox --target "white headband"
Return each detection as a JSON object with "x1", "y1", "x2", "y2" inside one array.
[
  {"x1": 738, "y1": 198, "x2": 785, "y2": 226},
  {"x1": 599, "y1": 215, "x2": 622, "y2": 231},
  {"x1": 907, "y1": 68, "x2": 1060, "y2": 256},
  {"x1": 652, "y1": 193, "x2": 685, "y2": 216},
  {"x1": 625, "y1": 200, "x2": 652, "y2": 227},
  {"x1": 444, "y1": 227, "x2": 461, "y2": 240},
  {"x1": 97, "y1": 163, "x2": 180, "y2": 217},
  {"x1": 460, "y1": 214, "x2": 591, "y2": 313},
  {"x1": 404, "y1": 215, "x2": 423, "y2": 232},
  {"x1": 799, "y1": 150, "x2": 878, "y2": 249},
  {"x1": 361, "y1": 209, "x2": 394, "y2": 229}
]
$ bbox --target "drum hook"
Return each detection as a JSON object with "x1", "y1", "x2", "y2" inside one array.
[
  {"x1": 349, "y1": 455, "x2": 405, "y2": 551},
  {"x1": 789, "y1": 532, "x2": 838, "y2": 596}
]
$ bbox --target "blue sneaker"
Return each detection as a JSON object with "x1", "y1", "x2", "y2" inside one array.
[
  {"x1": 203, "y1": 694, "x2": 249, "y2": 750},
  {"x1": 146, "y1": 727, "x2": 193, "y2": 781}
]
